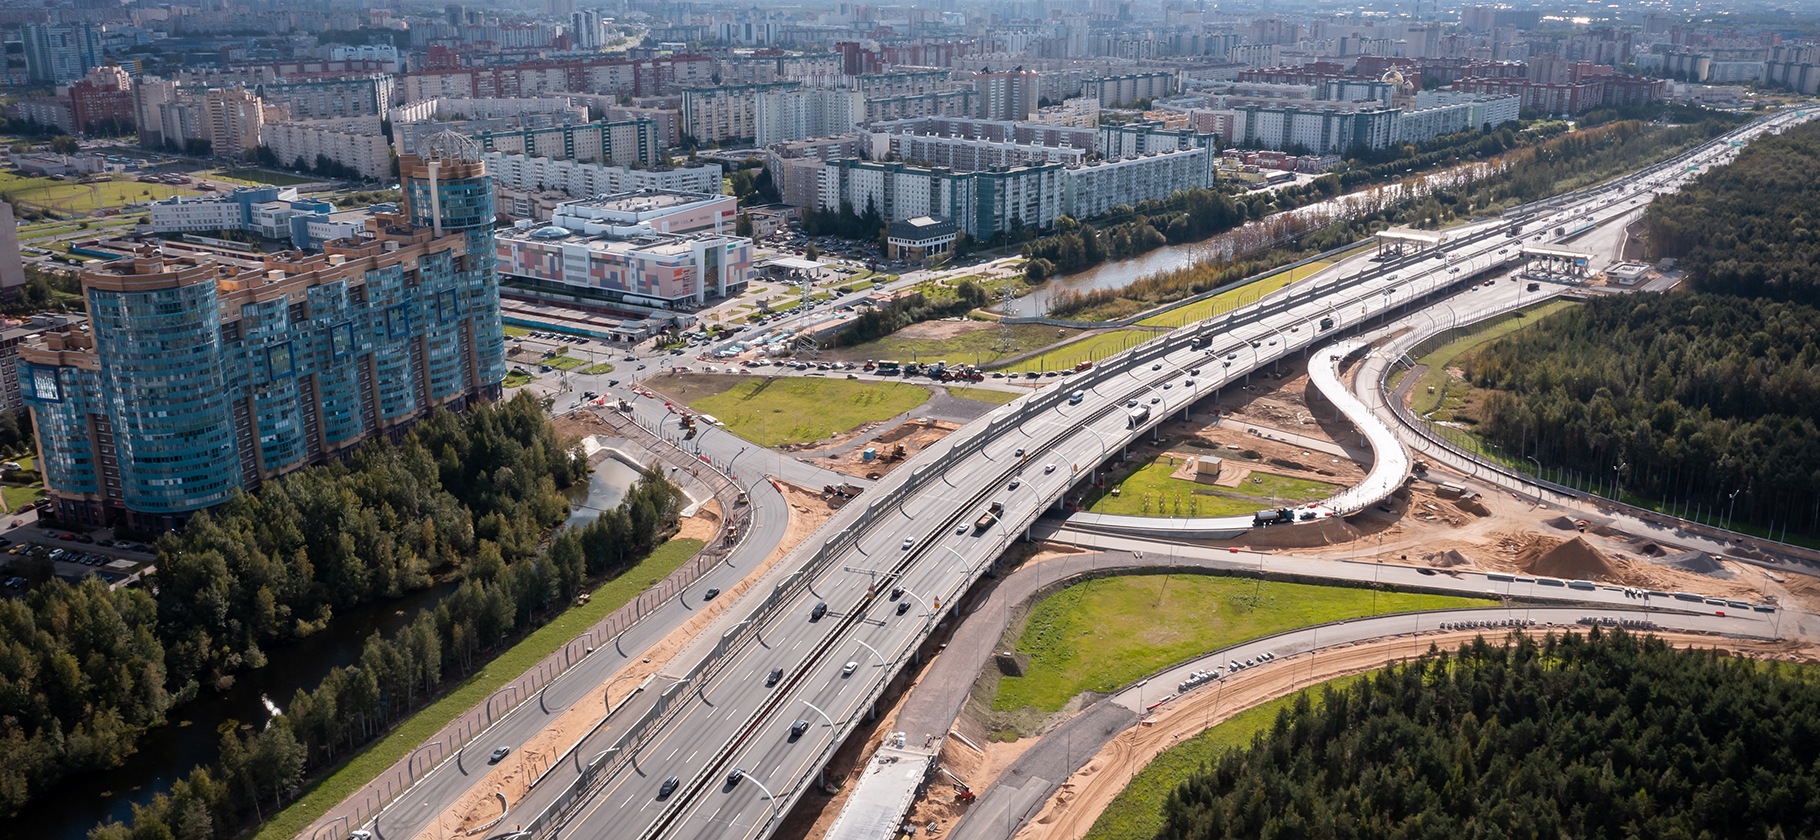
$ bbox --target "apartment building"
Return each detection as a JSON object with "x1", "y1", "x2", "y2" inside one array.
[
  {"x1": 1061, "y1": 148, "x2": 1213, "y2": 220},
  {"x1": 1080, "y1": 72, "x2": 1178, "y2": 107},
  {"x1": 681, "y1": 82, "x2": 860, "y2": 146},
  {"x1": 23, "y1": 138, "x2": 505, "y2": 530},
  {"x1": 862, "y1": 90, "x2": 979, "y2": 124},
  {"x1": 481, "y1": 151, "x2": 723, "y2": 204},
  {"x1": 402, "y1": 55, "x2": 714, "y2": 101},
  {"x1": 468, "y1": 118, "x2": 662, "y2": 166},
  {"x1": 975, "y1": 70, "x2": 1041, "y2": 122},
  {"x1": 882, "y1": 133, "x2": 1087, "y2": 171},
  {"x1": 819, "y1": 158, "x2": 1066, "y2": 240},
  {"x1": 262, "y1": 120, "x2": 393, "y2": 179}
]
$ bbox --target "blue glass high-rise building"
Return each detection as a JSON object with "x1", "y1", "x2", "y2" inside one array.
[{"x1": 22, "y1": 132, "x2": 505, "y2": 531}]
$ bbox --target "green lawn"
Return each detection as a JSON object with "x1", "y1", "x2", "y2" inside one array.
[
  {"x1": 950, "y1": 386, "x2": 1022, "y2": 405},
  {"x1": 2, "y1": 485, "x2": 45, "y2": 513},
  {"x1": 216, "y1": 169, "x2": 317, "y2": 186},
  {"x1": 1140, "y1": 260, "x2": 1334, "y2": 329},
  {"x1": 252, "y1": 538, "x2": 706, "y2": 840},
  {"x1": 0, "y1": 172, "x2": 201, "y2": 214},
  {"x1": 1410, "y1": 299, "x2": 1577, "y2": 415},
  {"x1": 832, "y1": 323, "x2": 1081, "y2": 367},
  {"x1": 680, "y1": 376, "x2": 930, "y2": 447},
  {"x1": 504, "y1": 326, "x2": 530, "y2": 337},
  {"x1": 993, "y1": 576, "x2": 1491, "y2": 713},
  {"x1": 579, "y1": 363, "x2": 617, "y2": 375},
  {"x1": 1085, "y1": 673, "x2": 1371, "y2": 840},
  {"x1": 996, "y1": 329, "x2": 1159, "y2": 373},
  {"x1": 543, "y1": 356, "x2": 587, "y2": 371},
  {"x1": 503, "y1": 370, "x2": 536, "y2": 388},
  {"x1": 1079, "y1": 456, "x2": 1334, "y2": 518}
]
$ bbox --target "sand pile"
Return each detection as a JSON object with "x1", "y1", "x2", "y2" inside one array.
[
  {"x1": 1664, "y1": 551, "x2": 1733, "y2": 578},
  {"x1": 1546, "y1": 516, "x2": 1580, "y2": 531},
  {"x1": 1453, "y1": 497, "x2": 1491, "y2": 517},
  {"x1": 1518, "y1": 536, "x2": 1621, "y2": 581},
  {"x1": 1425, "y1": 549, "x2": 1472, "y2": 568},
  {"x1": 1637, "y1": 541, "x2": 1665, "y2": 556},
  {"x1": 1726, "y1": 546, "x2": 1766, "y2": 561}
]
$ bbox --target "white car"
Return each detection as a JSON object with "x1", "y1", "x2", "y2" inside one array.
[
  {"x1": 1043, "y1": 463, "x2": 1056, "y2": 473},
  {"x1": 901, "y1": 538, "x2": 914, "y2": 550},
  {"x1": 842, "y1": 661, "x2": 858, "y2": 676}
]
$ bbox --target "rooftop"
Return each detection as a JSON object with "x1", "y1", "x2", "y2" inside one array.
[{"x1": 566, "y1": 190, "x2": 717, "y2": 214}]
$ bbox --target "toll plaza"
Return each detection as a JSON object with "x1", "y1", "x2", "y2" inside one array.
[{"x1": 1518, "y1": 244, "x2": 1595, "y2": 284}]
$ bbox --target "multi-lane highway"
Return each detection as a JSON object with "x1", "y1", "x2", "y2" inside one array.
[{"x1": 500, "y1": 109, "x2": 1814, "y2": 840}]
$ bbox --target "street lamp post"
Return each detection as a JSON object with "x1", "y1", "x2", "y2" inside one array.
[{"x1": 1526, "y1": 455, "x2": 1543, "y2": 505}]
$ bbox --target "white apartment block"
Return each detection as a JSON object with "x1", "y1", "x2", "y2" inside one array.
[
  {"x1": 149, "y1": 197, "x2": 244, "y2": 232},
  {"x1": 756, "y1": 87, "x2": 863, "y2": 147},
  {"x1": 1081, "y1": 72, "x2": 1178, "y2": 107},
  {"x1": 884, "y1": 133, "x2": 1087, "y2": 171},
  {"x1": 1398, "y1": 92, "x2": 1520, "y2": 143},
  {"x1": 681, "y1": 82, "x2": 794, "y2": 144},
  {"x1": 1061, "y1": 147, "x2": 1212, "y2": 220},
  {"x1": 389, "y1": 96, "x2": 583, "y2": 125},
  {"x1": 472, "y1": 119, "x2": 661, "y2": 166},
  {"x1": 819, "y1": 159, "x2": 1065, "y2": 240},
  {"x1": 1218, "y1": 102, "x2": 1401, "y2": 153},
  {"x1": 481, "y1": 151, "x2": 723, "y2": 199},
  {"x1": 260, "y1": 121, "x2": 392, "y2": 179}
]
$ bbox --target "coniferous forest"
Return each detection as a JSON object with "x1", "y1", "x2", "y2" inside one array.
[{"x1": 1159, "y1": 630, "x2": 1820, "y2": 840}]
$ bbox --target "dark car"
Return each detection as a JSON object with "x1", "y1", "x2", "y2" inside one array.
[
  {"x1": 767, "y1": 666, "x2": 784, "y2": 686},
  {"x1": 702, "y1": 588, "x2": 720, "y2": 600},
  {"x1": 896, "y1": 600, "x2": 911, "y2": 615},
  {"x1": 790, "y1": 719, "x2": 810, "y2": 738},
  {"x1": 727, "y1": 768, "x2": 744, "y2": 786},
  {"x1": 810, "y1": 602, "x2": 827, "y2": 620},
  {"x1": 890, "y1": 586, "x2": 904, "y2": 600},
  {"x1": 659, "y1": 776, "x2": 680, "y2": 798}
]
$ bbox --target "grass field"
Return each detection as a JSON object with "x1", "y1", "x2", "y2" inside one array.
[
  {"x1": 950, "y1": 386, "x2": 1023, "y2": 405},
  {"x1": 579, "y1": 363, "x2": 617, "y2": 375},
  {"x1": 216, "y1": 169, "x2": 316, "y2": 186},
  {"x1": 829, "y1": 323, "x2": 1082, "y2": 367},
  {"x1": 543, "y1": 356, "x2": 587, "y2": 371},
  {"x1": 0, "y1": 172, "x2": 200, "y2": 214},
  {"x1": 1410, "y1": 299, "x2": 1576, "y2": 416},
  {"x1": 993, "y1": 575, "x2": 1491, "y2": 713},
  {"x1": 1078, "y1": 457, "x2": 1334, "y2": 517},
  {"x1": 1139, "y1": 260, "x2": 1334, "y2": 329},
  {"x1": 3, "y1": 485, "x2": 45, "y2": 513},
  {"x1": 657, "y1": 374, "x2": 930, "y2": 447},
  {"x1": 503, "y1": 370, "x2": 535, "y2": 388},
  {"x1": 1084, "y1": 672, "x2": 1371, "y2": 840},
  {"x1": 996, "y1": 329, "x2": 1160, "y2": 373},
  {"x1": 504, "y1": 326, "x2": 530, "y2": 337},
  {"x1": 252, "y1": 537, "x2": 706, "y2": 840}
]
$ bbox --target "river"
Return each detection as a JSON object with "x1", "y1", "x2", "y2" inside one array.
[
  {"x1": 14, "y1": 458, "x2": 643, "y2": 840},
  {"x1": 1009, "y1": 161, "x2": 1500, "y2": 315}
]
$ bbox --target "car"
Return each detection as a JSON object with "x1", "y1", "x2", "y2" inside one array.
[
  {"x1": 1417, "y1": 568, "x2": 1437, "y2": 576},
  {"x1": 60, "y1": 533, "x2": 74, "y2": 540},
  {"x1": 1127, "y1": 399, "x2": 1138, "y2": 407},
  {"x1": 659, "y1": 776, "x2": 680, "y2": 798},
  {"x1": 1008, "y1": 479, "x2": 1021, "y2": 490},
  {"x1": 1225, "y1": 352, "x2": 1237, "y2": 360},
  {"x1": 811, "y1": 602, "x2": 827, "y2": 620},
  {"x1": 1150, "y1": 396, "x2": 1162, "y2": 404},
  {"x1": 8, "y1": 520, "x2": 19, "y2": 528},
  {"x1": 897, "y1": 600, "x2": 911, "y2": 615},
  {"x1": 791, "y1": 719, "x2": 810, "y2": 738},
  {"x1": 956, "y1": 523, "x2": 970, "y2": 535},
  {"x1": 842, "y1": 661, "x2": 858, "y2": 677},
  {"x1": 1043, "y1": 463, "x2": 1056, "y2": 473},
  {"x1": 350, "y1": 832, "x2": 373, "y2": 840},
  {"x1": 727, "y1": 768, "x2": 744, "y2": 785},
  {"x1": 636, "y1": 364, "x2": 646, "y2": 370},
  {"x1": 1163, "y1": 383, "x2": 1172, "y2": 389},
  {"x1": 489, "y1": 746, "x2": 511, "y2": 763},
  {"x1": 702, "y1": 588, "x2": 720, "y2": 600},
  {"x1": 1152, "y1": 363, "x2": 1162, "y2": 370},
  {"x1": 1184, "y1": 378, "x2": 1195, "y2": 386},
  {"x1": 1014, "y1": 447, "x2": 1025, "y2": 457},
  {"x1": 767, "y1": 666, "x2": 785, "y2": 686},
  {"x1": 95, "y1": 538, "x2": 113, "y2": 547},
  {"x1": 1188, "y1": 368, "x2": 1201, "y2": 376},
  {"x1": 891, "y1": 586, "x2": 904, "y2": 599},
  {"x1": 901, "y1": 538, "x2": 914, "y2": 550}
]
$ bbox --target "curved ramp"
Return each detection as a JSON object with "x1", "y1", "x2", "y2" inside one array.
[{"x1": 1055, "y1": 338, "x2": 1408, "y2": 536}]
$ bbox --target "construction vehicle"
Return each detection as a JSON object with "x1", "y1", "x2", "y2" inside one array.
[
  {"x1": 879, "y1": 442, "x2": 908, "y2": 462},
  {"x1": 725, "y1": 524, "x2": 739, "y2": 542},
  {"x1": 616, "y1": 399, "x2": 633, "y2": 411},
  {"x1": 736, "y1": 491, "x2": 749, "y2": 505},
  {"x1": 975, "y1": 501, "x2": 1004, "y2": 532},
  {"x1": 680, "y1": 413, "x2": 698, "y2": 439}
]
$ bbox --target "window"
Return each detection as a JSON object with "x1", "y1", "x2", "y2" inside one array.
[
  {"x1": 437, "y1": 288, "x2": 457, "y2": 322},
  {"x1": 267, "y1": 342, "x2": 295, "y2": 379},
  {"x1": 386, "y1": 304, "x2": 409, "y2": 339},
  {"x1": 29, "y1": 366, "x2": 60, "y2": 402},
  {"x1": 330, "y1": 322, "x2": 354, "y2": 357}
]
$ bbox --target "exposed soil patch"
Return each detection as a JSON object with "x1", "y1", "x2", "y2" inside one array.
[{"x1": 893, "y1": 319, "x2": 997, "y2": 341}]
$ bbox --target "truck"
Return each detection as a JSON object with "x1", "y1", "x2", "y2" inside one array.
[
  {"x1": 975, "y1": 501, "x2": 1004, "y2": 532},
  {"x1": 875, "y1": 360, "x2": 901, "y2": 375},
  {"x1": 1252, "y1": 508, "x2": 1294, "y2": 527},
  {"x1": 1127, "y1": 405, "x2": 1151, "y2": 429},
  {"x1": 1318, "y1": 316, "x2": 1334, "y2": 331},
  {"x1": 1074, "y1": 360, "x2": 1094, "y2": 372}
]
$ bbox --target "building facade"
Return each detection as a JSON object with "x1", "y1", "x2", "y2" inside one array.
[
  {"x1": 481, "y1": 151, "x2": 723, "y2": 203},
  {"x1": 468, "y1": 118, "x2": 661, "y2": 166},
  {"x1": 22, "y1": 135, "x2": 505, "y2": 530},
  {"x1": 494, "y1": 194, "x2": 753, "y2": 308},
  {"x1": 261, "y1": 121, "x2": 393, "y2": 179},
  {"x1": 22, "y1": 23, "x2": 99, "y2": 84}
]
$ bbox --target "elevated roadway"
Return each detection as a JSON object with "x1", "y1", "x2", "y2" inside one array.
[{"x1": 506, "y1": 108, "x2": 1812, "y2": 840}]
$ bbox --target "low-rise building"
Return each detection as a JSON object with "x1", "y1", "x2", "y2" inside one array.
[
  {"x1": 494, "y1": 195, "x2": 753, "y2": 308},
  {"x1": 885, "y1": 216, "x2": 956, "y2": 262}
]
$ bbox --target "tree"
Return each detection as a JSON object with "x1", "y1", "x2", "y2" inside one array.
[
  {"x1": 49, "y1": 135, "x2": 79, "y2": 155},
  {"x1": 254, "y1": 145, "x2": 280, "y2": 168},
  {"x1": 804, "y1": 243, "x2": 820, "y2": 261},
  {"x1": 735, "y1": 213, "x2": 753, "y2": 237}
]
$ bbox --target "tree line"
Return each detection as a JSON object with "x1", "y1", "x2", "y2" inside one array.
[
  {"x1": 1644, "y1": 118, "x2": 1820, "y2": 307},
  {"x1": 1159, "y1": 628, "x2": 1820, "y2": 840},
  {"x1": 836, "y1": 280, "x2": 988, "y2": 346},
  {"x1": 0, "y1": 393, "x2": 608, "y2": 818},
  {"x1": 1467, "y1": 292, "x2": 1820, "y2": 536},
  {"x1": 88, "y1": 463, "x2": 682, "y2": 840}
]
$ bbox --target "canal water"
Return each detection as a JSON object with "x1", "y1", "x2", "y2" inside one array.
[
  {"x1": 1009, "y1": 161, "x2": 1499, "y2": 315},
  {"x1": 17, "y1": 457, "x2": 644, "y2": 840}
]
